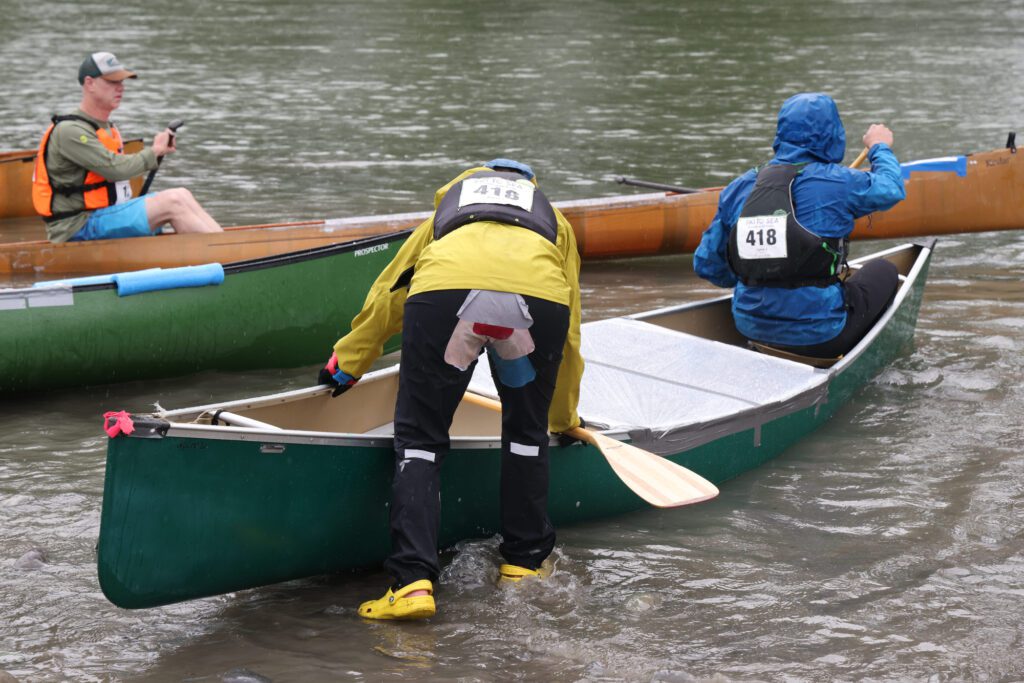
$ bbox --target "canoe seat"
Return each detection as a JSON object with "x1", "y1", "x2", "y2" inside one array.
[{"x1": 747, "y1": 341, "x2": 841, "y2": 369}]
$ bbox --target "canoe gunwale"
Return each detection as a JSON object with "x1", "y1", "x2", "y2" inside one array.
[
  {"x1": 8, "y1": 228, "x2": 415, "y2": 296},
  {"x1": 156, "y1": 411, "x2": 628, "y2": 451},
  {"x1": 163, "y1": 421, "x2": 413, "y2": 450},
  {"x1": 219, "y1": 227, "x2": 414, "y2": 276},
  {"x1": 824, "y1": 238, "x2": 935, "y2": 374},
  {"x1": 626, "y1": 374, "x2": 831, "y2": 456},
  {"x1": 154, "y1": 373, "x2": 631, "y2": 449},
  {"x1": 0, "y1": 138, "x2": 145, "y2": 166}
]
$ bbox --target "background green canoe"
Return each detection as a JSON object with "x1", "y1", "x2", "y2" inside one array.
[
  {"x1": 97, "y1": 242, "x2": 933, "y2": 609},
  {"x1": 0, "y1": 231, "x2": 409, "y2": 395}
]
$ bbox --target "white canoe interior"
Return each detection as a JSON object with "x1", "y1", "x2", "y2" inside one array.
[{"x1": 158, "y1": 244, "x2": 923, "y2": 446}]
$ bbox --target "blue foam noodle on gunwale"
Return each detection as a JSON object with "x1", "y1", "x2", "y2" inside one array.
[{"x1": 114, "y1": 263, "x2": 225, "y2": 297}]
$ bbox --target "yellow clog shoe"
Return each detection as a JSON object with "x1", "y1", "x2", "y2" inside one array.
[
  {"x1": 358, "y1": 579, "x2": 435, "y2": 620},
  {"x1": 497, "y1": 559, "x2": 553, "y2": 585}
]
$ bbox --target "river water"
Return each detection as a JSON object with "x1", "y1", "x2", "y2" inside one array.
[{"x1": 2, "y1": 0, "x2": 1023, "y2": 681}]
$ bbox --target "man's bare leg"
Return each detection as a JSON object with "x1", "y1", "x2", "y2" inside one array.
[{"x1": 144, "y1": 188, "x2": 222, "y2": 233}]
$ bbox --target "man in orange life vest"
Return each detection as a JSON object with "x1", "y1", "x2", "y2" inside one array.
[{"x1": 32, "y1": 51, "x2": 222, "y2": 243}]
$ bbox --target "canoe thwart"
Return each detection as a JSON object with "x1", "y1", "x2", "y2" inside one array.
[{"x1": 209, "y1": 411, "x2": 283, "y2": 431}]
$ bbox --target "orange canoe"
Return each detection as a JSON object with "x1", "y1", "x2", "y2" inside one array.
[
  {"x1": 1, "y1": 144, "x2": 1020, "y2": 277},
  {"x1": 571, "y1": 144, "x2": 1024, "y2": 257}
]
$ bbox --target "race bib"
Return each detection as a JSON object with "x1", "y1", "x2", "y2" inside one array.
[
  {"x1": 114, "y1": 180, "x2": 133, "y2": 204},
  {"x1": 459, "y1": 176, "x2": 535, "y2": 212},
  {"x1": 736, "y1": 215, "x2": 787, "y2": 260}
]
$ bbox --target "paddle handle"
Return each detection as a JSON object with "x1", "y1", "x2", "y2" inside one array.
[
  {"x1": 140, "y1": 119, "x2": 186, "y2": 196},
  {"x1": 463, "y1": 392, "x2": 503, "y2": 412},
  {"x1": 463, "y1": 393, "x2": 608, "y2": 451},
  {"x1": 464, "y1": 392, "x2": 591, "y2": 437},
  {"x1": 461, "y1": 392, "x2": 608, "y2": 448},
  {"x1": 166, "y1": 119, "x2": 185, "y2": 149}
]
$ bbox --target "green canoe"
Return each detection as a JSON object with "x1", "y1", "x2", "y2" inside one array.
[
  {"x1": 97, "y1": 241, "x2": 934, "y2": 609},
  {"x1": 0, "y1": 231, "x2": 410, "y2": 395}
]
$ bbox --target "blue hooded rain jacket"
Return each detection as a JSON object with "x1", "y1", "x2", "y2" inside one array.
[{"x1": 693, "y1": 93, "x2": 906, "y2": 346}]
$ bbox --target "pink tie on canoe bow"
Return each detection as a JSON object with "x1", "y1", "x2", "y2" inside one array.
[{"x1": 103, "y1": 411, "x2": 135, "y2": 438}]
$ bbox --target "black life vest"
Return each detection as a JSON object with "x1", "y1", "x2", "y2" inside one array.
[
  {"x1": 433, "y1": 170, "x2": 557, "y2": 244},
  {"x1": 726, "y1": 164, "x2": 847, "y2": 288}
]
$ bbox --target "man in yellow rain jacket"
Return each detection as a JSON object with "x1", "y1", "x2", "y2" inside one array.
[{"x1": 319, "y1": 159, "x2": 584, "y2": 620}]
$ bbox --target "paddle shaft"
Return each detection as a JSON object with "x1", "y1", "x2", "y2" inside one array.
[
  {"x1": 461, "y1": 392, "x2": 719, "y2": 508},
  {"x1": 615, "y1": 176, "x2": 703, "y2": 194},
  {"x1": 140, "y1": 119, "x2": 185, "y2": 196},
  {"x1": 619, "y1": 148, "x2": 867, "y2": 195},
  {"x1": 850, "y1": 147, "x2": 869, "y2": 169}
]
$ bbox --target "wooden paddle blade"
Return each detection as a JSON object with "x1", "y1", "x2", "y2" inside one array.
[
  {"x1": 568, "y1": 428, "x2": 719, "y2": 508},
  {"x1": 461, "y1": 391, "x2": 717, "y2": 508}
]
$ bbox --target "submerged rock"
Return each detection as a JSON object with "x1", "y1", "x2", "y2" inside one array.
[
  {"x1": 222, "y1": 668, "x2": 272, "y2": 683},
  {"x1": 13, "y1": 549, "x2": 47, "y2": 570}
]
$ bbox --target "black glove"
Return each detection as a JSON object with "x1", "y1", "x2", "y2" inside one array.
[
  {"x1": 555, "y1": 417, "x2": 586, "y2": 448},
  {"x1": 318, "y1": 352, "x2": 359, "y2": 397}
]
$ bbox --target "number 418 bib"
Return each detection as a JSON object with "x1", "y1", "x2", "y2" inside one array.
[
  {"x1": 736, "y1": 214, "x2": 788, "y2": 260},
  {"x1": 459, "y1": 176, "x2": 535, "y2": 212}
]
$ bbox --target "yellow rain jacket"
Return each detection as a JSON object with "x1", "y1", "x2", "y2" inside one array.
[{"x1": 333, "y1": 166, "x2": 583, "y2": 433}]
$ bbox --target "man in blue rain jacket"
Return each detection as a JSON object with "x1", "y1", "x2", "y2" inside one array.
[{"x1": 694, "y1": 92, "x2": 906, "y2": 358}]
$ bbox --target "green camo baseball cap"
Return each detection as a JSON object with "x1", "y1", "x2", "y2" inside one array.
[{"x1": 78, "y1": 52, "x2": 138, "y2": 84}]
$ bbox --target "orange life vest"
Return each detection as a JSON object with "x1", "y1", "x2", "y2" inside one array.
[{"x1": 32, "y1": 115, "x2": 128, "y2": 222}]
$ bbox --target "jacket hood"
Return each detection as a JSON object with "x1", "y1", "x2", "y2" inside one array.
[{"x1": 772, "y1": 93, "x2": 846, "y2": 164}]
